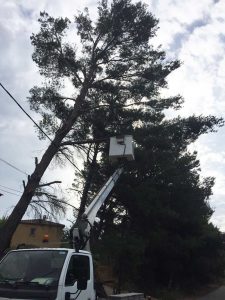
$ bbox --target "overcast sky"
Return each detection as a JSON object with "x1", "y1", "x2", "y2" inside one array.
[{"x1": 1, "y1": 0, "x2": 225, "y2": 229}]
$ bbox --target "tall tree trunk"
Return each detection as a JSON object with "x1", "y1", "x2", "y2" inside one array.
[
  {"x1": 0, "y1": 84, "x2": 90, "y2": 257},
  {"x1": 78, "y1": 143, "x2": 99, "y2": 218}
]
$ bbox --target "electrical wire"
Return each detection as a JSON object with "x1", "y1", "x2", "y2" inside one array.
[
  {"x1": 0, "y1": 82, "x2": 81, "y2": 174},
  {"x1": 0, "y1": 157, "x2": 29, "y2": 176},
  {"x1": 0, "y1": 83, "x2": 51, "y2": 142},
  {"x1": 0, "y1": 184, "x2": 22, "y2": 193},
  {"x1": 0, "y1": 188, "x2": 21, "y2": 196},
  {"x1": 0, "y1": 183, "x2": 78, "y2": 208}
]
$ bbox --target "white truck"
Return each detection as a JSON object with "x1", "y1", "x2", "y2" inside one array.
[
  {"x1": 0, "y1": 248, "x2": 94, "y2": 300},
  {"x1": 0, "y1": 136, "x2": 135, "y2": 300}
]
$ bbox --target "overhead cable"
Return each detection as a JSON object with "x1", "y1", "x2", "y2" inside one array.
[
  {"x1": 0, "y1": 82, "x2": 81, "y2": 174},
  {"x1": 0, "y1": 157, "x2": 28, "y2": 176},
  {"x1": 0, "y1": 184, "x2": 22, "y2": 194},
  {"x1": 0, "y1": 83, "x2": 51, "y2": 142},
  {"x1": 0, "y1": 188, "x2": 21, "y2": 196}
]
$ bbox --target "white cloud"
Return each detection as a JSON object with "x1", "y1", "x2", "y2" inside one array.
[
  {"x1": 149, "y1": 0, "x2": 215, "y2": 51},
  {"x1": 149, "y1": 0, "x2": 225, "y2": 231}
]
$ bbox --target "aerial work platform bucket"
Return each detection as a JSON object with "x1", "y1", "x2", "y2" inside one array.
[{"x1": 109, "y1": 135, "x2": 134, "y2": 162}]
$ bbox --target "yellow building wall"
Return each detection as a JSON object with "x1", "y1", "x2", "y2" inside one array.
[{"x1": 10, "y1": 223, "x2": 64, "y2": 248}]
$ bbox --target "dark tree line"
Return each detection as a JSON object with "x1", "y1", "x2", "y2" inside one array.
[{"x1": 90, "y1": 120, "x2": 225, "y2": 292}]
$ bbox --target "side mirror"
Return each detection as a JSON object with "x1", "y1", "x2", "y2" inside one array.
[
  {"x1": 77, "y1": 278, "x2": 88, "y2": 290},
  {"x1": 65, "y1": 292, "x2": 70, "y2": 300}
]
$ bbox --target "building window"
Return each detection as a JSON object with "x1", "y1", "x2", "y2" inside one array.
[{"x1": 30, "y1": 227, "x2": 36, "y2": 236}]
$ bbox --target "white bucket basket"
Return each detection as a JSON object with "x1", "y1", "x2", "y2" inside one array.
[{"x1": 109, "y1": 135, "x2": 135, "y2": 162}]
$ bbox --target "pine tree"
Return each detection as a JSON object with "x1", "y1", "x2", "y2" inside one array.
[{"x1": 0, "y1": 0, "x2": 182, "y2": 256}]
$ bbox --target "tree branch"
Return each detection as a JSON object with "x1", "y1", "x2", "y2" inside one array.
[
  {"x1": 38, "y1": 181, "x2": 62, "y2": 188},
  {"x1": 56, "y1": 96, "x2": 77, "y2": 102},
  {"x1": 96, "y1": 36, "x2": 117, "y2": 61},
  {"x1": 32, "y1": 199, "x2": 77, "y2": 210},
  {"x1": 77, "y1": 101, "x2": 150, "y2": 114},
  {"x1": 73, "y1": 71, "x2": 83, "y2": 85},
  {"x1": 60, "y1": 137, "x2": 108, "y2": 147}
]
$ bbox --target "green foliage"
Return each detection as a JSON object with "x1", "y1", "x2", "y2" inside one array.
[
  {"x1": 28, "y1": 0, "x2": 182, "y2": 143},
  {"x1": 94, "y1": 122, "x2": 225, "y2": 292},
  {"x1": 0, "y1": 217, "x2": 7, "y2": 229}
]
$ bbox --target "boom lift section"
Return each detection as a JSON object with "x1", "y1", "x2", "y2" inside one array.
[{"x1": 73, "y1": 135, "x2": 134, "y2": 252}]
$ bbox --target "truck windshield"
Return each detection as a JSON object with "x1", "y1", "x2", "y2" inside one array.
[{"x1": 0, "y1": 250, "x2": 67, "y2": 286}]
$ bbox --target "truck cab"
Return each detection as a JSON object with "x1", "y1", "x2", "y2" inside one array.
[{"x1": 0, "y1": 248, "x2": 95, "y2": 300}]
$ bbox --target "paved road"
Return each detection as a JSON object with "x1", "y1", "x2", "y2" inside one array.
[{"x1": 196, "y1": 286, "x2": 225, "y2": 300}]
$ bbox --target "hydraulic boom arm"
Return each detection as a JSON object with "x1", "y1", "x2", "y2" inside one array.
[
  {"x1": 73, "y1": 167, "x2": 123, "y2": 251},
  {"x1": 72, "y1": 135, "x2": 134, "y2": 252}
]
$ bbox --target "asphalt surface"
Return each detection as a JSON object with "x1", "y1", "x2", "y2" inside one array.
[{"x1": 196, "y1": 286, "x2": 225, "y2": 300}]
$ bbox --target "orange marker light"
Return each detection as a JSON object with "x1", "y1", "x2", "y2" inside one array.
[{"x1": 43, "y1": 234, "x2": 49, "y2": 243}]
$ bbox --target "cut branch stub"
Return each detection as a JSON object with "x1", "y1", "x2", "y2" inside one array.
[{"x1": 38, "y1": 180, "x2": 62, "y2": 188}]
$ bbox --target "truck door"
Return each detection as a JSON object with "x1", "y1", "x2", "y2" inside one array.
[{"x1": 62, "y1": 254, "x2": 94, "y2": 300}]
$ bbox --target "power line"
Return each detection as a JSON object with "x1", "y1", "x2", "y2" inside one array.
[
  {"x1": 0, "y1": 188, "x2": 21, "y2": 196},
  {"x1": 0, "y1": 157, "x2": 29, "y2": 176},
  {"x1": 0, "y1": 82, "x2": 82, "y2": 174},
  {"x1": 0, "y1": 184, "x2": 22, "y2": 194},
  {"x1": 0, "y1": 83, "x2": 51, "y2": 142}
]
